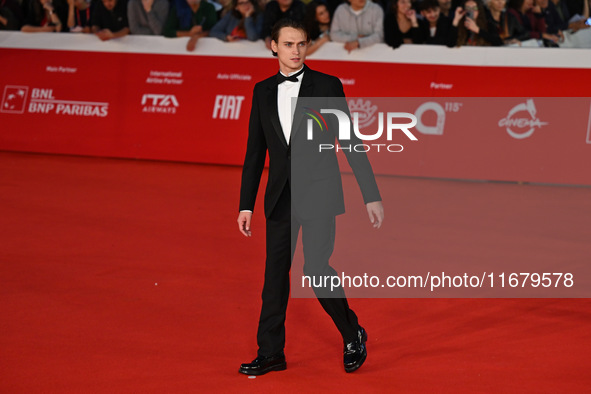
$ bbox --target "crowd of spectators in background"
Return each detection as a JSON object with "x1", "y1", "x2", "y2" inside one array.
[{"x1": 1, "y1": 0, "x2": 589, "y2": 49}]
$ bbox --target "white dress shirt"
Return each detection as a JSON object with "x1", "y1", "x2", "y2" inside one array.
[{"x1": 277, "y1": 66, "x2": 304, "y2": 145}]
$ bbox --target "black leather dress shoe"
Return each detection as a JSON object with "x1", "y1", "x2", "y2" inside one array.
[
  {"x1": 238, "y1": 352, "x2": 287, "y2": 376},
  {"x1": 343, "y1": 326, "x2": 367, "y2": 373}
]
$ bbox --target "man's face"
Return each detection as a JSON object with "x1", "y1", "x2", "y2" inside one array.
[
  {"x1": 271, "y1": 27, "x2": 308, "y2": 74},
  {"x1": 101, "y1": 0, "x2": 117, "y2": 10},
  {"x1": 437, "y1": 0, "x2": 451, "y2": 11},
  {"x1": 421, "y1": 7, "x2": 440, "y2": 22}
]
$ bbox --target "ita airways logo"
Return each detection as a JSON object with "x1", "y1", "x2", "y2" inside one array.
[
  {"x1": 499, "y1": 99, "x2": 548, "y2": 139},
  {"x1": 141, "y1": 94, "x2": 179, "y2": 114},
  {"x1": 1, "y1": 86, "x2": 29, "y2": 114}
]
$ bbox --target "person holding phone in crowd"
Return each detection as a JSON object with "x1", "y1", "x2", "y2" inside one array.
[
  {"x1": 543, "y1": 0, "x2": 590, "y2": 32},
  {"x1": 564, "y1": 0, "x2": 589, "y2": 28},
  {"x1": 448, "y1": 0, "x2": 502, "y2": 46}
]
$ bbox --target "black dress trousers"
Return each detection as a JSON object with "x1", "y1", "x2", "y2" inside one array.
[{"x1": 256, "y1": 183, "x2": 360, "y2": 357}]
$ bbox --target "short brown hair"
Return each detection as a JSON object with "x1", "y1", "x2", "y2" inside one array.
[{"x1": 270, "y1": 18, "x2": 309, "y2": 57}]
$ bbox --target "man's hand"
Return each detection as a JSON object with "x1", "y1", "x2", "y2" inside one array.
[
  {"x1": 243, "y1": 2, "x2": 254, "y2": 17},
  {"x1": 568, "y1": 20, "x2": 589, "y2": 32},
  {"x1": 452, "y1": 7, "x2": 465, "y2": 27},
  {"x1": 366, "y1": 201, "x2": 384, "y2": 229},
  {"x1": 96, "y1": 29, "x2": 114, "y2": 41},
  {"x1": 237, "y1": 211, "x2": 253, "y2": 237},
  {"x1": 187, "y1": 35, "x2": 199, "y2": 51},
  {"x1": 464, "y1": 17, "x2": 479, "y2": 34},
  {"x1": 189, "y1": 25, "x2": 203, "y2": 35},
  {"x1": 542, "y1": 32, "x2": 560, "y2": 43},
  {"x1": 43, "y1": 1, "x2": 55, "y2": 12},
  {"x1": 406, "y1": 9, "x2": 419, "y2": 28},
  {"x1": 344, "y1": 40, "x2": 359, "y2": 52}
]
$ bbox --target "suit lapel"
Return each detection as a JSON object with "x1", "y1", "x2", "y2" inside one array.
[
  {"x1": 266, "y1": 80, "x2": 288, "y2": 149},
  {"x1": 290, "y1": 66, "x2": 314, "y2": 143}
]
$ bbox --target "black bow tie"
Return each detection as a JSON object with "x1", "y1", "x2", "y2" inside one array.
[{"x1": 277, "y1": 67, "x2": 305, "y2": 84}]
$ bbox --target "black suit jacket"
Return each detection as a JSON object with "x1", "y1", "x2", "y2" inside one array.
[{"x1": 239, "y1": 64, "x2": 381, "y2": 220}]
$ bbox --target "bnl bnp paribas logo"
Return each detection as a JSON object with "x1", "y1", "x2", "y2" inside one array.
[
  {"x1": 498, "y1": 99, "x2": 548, "y2": 139},
  {"x1": 304, "y1": 105, "x2": 418, "y2": 153},
  {"x1": 1, "y1": 86, "x2": 109, "y2": 117},
  {"x1": 1, "y1": 86, "x2": 28, "y2": 113}
]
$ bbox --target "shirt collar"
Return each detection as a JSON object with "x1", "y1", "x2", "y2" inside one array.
[{"x1": 279, "y1": 66, "x2": 304, "y2": 78}]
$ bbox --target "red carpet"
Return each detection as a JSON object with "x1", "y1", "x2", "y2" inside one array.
[{"x1": 1, "y1": 151, "x2": 590, "y2": 392}]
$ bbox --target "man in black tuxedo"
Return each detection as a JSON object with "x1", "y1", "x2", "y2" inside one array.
[{"x1": 237, "y1": 18, "x2": 384, "y2": 376}]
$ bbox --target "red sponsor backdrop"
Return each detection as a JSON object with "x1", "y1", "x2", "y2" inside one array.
[
  {"x1": 1, "y1": 48, "x2": 590, "y2": 185},
  {"x1": 341, "y1": 97, "x2": 591, "y2": 185}
]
